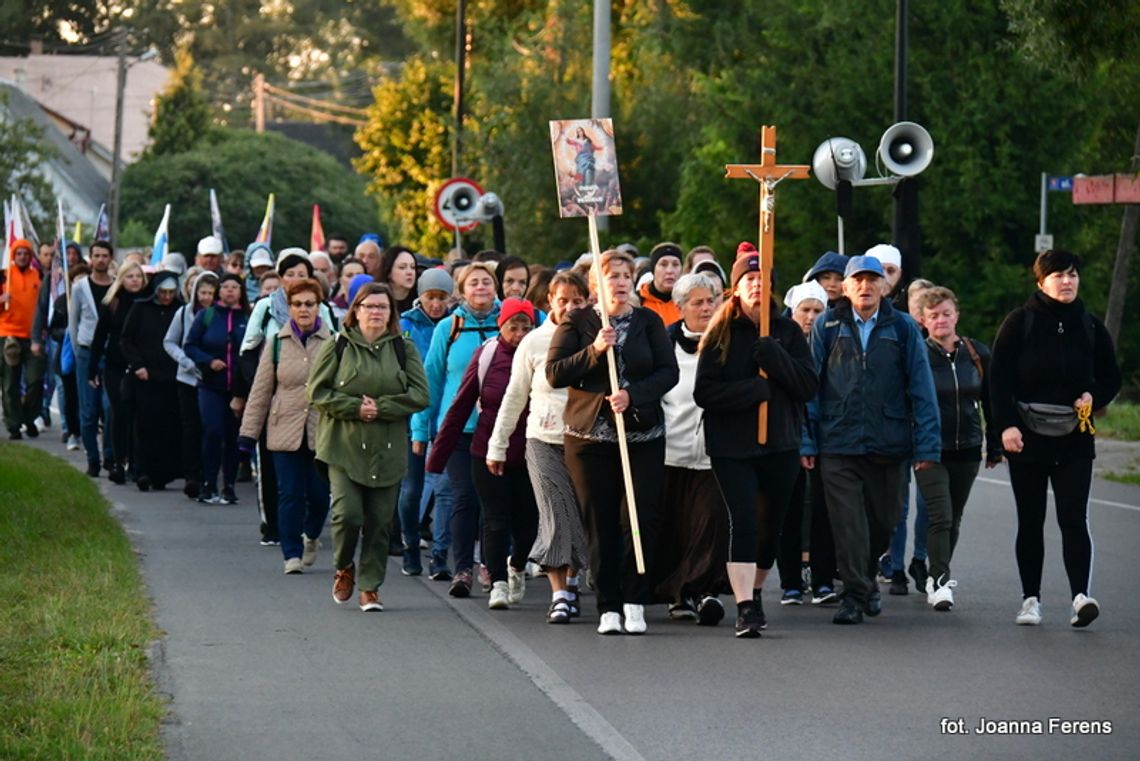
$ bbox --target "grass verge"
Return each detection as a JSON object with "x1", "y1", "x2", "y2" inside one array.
[
  {"x1": 0, "y1": 443, "x2": 165, "y2": 760},
  {"x1": 1104, "y1": 471, "x2": 1140, "y2": 486},
  {"x1": 1096, "y1": 401, "x2": 1140, "y2": 441}
]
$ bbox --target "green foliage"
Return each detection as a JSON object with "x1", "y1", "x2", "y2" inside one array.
[
  {"x1": 146, "y1": 47, "x2": 213, "y2": 157},
  {"x1": 120, "y1": 129, "x2": 380, "y2": 253},
  {"x1": 0, "y1": 92, "x2": 57, "y2": 233},
  {"x1": 0, "y1": 1, "x2": 111, "y2": 56},
  {"x1": 1096, "y1": 401, "x2": 1140, "y2": 441}
]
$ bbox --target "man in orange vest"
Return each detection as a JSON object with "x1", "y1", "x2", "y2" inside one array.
[{"x1": 0, "y1": 239, "x2": 46, "y2": 439}]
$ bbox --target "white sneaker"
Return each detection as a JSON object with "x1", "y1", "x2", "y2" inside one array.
[
  {"x1": 925, "y1": 576, "x2": 935, "y2": 605},
  {"x1": 597, "y1": 611, "x2": 623, "y2": 635},
  {"x1": 302, "y1": 534, "x2": 320, "y2": 567},
  {"x1": 66, "y1": 436, "x2": 80, "y2": 451},
  {"x1": 929, "y1": 577, "x2": 957, "y2": 611},
  {"x1": 622, "y1": 603, "x2": 647, "y2": 635},
  {"x1": 488, "y1": 581, "x2": 510, "y2": 610},
  {"x1": 283, "y1": 557, "x2": 304, "y2": 574},
  {"x1": 1016, "y1": 596, "x2": 1042, "y2": 625},
  {"x1": 507, "y1": 563, "x2": 526, "y2": 604},
  {"x1": 1071, "y1": 593, "x2": 1100, "y2": 627},
  {"x1": 525, "y1": 561, "x2": 545, "y2": 578}
]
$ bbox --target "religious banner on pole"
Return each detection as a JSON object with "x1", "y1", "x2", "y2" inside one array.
[
  {"x1": 149, "y1": 204, "x2": 171, "y2": 267},
  {"x1": 93, "y1": 203, "x2": 110, "y2": 242},
  {"x1": 549, "y1": 118, "x2": 623, "y2": 218},
  {"x1": 725, "y1": 125, "x2": 811, "y2": 444},
  {"x1": 310, "y1": 204, "x2": 326, "y2": 252},
  {"x1": 209, "y1": 189, "x2": 229, "y2": 253},
  {"x1": 548, "y1": 117, "x2": 645, "y2": 574},
  {"x1": 255, "y1": 193, "x2": 275, "y2": 246}
]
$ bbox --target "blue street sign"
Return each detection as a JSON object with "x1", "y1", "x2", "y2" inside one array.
[{"x1": 1048, "y1": 176, "x2": 1073, "y2": 192}]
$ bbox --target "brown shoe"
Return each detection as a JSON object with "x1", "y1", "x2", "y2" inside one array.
[
  {"x1": 359, "y1": 590, "x2": 383, "y2": 612},
  {"x1": 332, "y1": 564, "x2": 354, "y2": 604}
]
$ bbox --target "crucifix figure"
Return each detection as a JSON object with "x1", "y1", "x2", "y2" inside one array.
[{"x1": 725, "y1": 125, "x2": 811, "y2": 444}]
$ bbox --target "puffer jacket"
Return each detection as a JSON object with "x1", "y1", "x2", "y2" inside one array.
[
  {"x1": 308, "y1": 327, "x2": 429, "y2": 487},
  {"x1": 240, "y1": 321, "x2": 331, "y2": 451},
  {"x1": 410, "y1": 300, "x2": 500, "y2": 443},
  {"x1": 802, "y1": 297, "x2": 940, "y2": 462}
]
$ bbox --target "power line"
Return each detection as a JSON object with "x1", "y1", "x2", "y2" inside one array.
[{"x1": 261, "y1": 82, "x2": 368, "y2": 116}]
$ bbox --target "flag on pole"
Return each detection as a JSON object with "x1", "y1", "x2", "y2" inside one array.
[
  {"x1": 2, "y1": 198, "x2": 11, "y2": 270},
  {"x1": 255, "y1": 193, "x2": 274, "y2": 246},
  {"x1": 8, "y1": 194, "x2": 25, "y2": 248},
  {"x1": 93, "y1": 203, "x2": 110, "y2": 242},
  {"x1": 73, "y1": 220, "x2": 82, "y2": 246},
  {"x1": 150, "y1": 204, "x2": 171, "y2": 267},
  {"x1": 209, "y1": 189, "x2": 229, "y2": 254},
  {"x1": 17, "y1": 198, "x2": 40, "y2": 248},
  {"x1": 310, "y1": 204, "x2": 325, "y2": 252},
  {"x1": 56, "y1": 200, "x2": 69, "y2": 282},
  {"x1": 48, "y1": 200, "x2": 68, "y2": 323}
]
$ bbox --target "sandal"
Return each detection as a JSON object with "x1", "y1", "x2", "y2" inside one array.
[{"x1": 547, "y1": 599, "x2": 571, "y2": 624}]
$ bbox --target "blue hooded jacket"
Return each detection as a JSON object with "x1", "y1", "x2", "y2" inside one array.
[
  {"x1": 244, "y1": 242, "x2": 274, "y2": 303},
  {"x1": 410, "y1": 300, "x2": 500, "y2": 442},
  {"x1": 400, "y1": 300, "x2": 451, "y2": 360},
  {"x1": 803, "y1": 251, "x2": 849, "y2": 284}
]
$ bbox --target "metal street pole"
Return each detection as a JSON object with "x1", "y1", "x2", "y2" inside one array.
[
  {"x1": 891, "y1": 0, "x2": 922, "y2": 278},
  {"x1": 109, "y1": 29, "x2": 128, "y2": 249},
  {"x1": 591, "y1": 0, "x2": 611, "y2": 232},
  {"x1": 1039, "y1": 172, "x2": 1048, "y2": 235}
]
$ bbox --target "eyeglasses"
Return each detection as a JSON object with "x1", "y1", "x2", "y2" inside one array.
[
  {"x1": 290, "y1": 300, "x2": 318, "y2": 308},
  {"x1": 358, "y1": 302, "x2": 390, "y2": 312}
]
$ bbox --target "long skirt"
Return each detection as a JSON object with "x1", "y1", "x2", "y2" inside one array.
[
  {"x1": 652, "y1": 466, "x2": 729, "y2": 603},
  {"x1": 525, "y1": 439, "x2": 589, "y2": 571}
]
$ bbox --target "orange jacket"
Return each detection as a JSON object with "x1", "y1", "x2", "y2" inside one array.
[
  {"x1": 637, "y1": 281, "x2": 680, "y2": 327},
  {"x1": 0, "y1": 260, "x2": 42, "y2": 339}
]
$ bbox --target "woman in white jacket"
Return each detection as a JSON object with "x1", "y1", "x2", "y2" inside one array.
[
  {"x1": 653, "y1": 272, "x2": 729, "y2": 625},
  {"x1": 486, "y1": 271, "x2": 591, "y2": 624},
  {"x1": 163, "y1": 270, "x2": 218, "y2": 499}
]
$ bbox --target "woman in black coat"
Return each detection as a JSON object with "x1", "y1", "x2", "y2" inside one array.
[
  {"x1": 120, "y1": 271, "x2": 184, "y2": 491},
  {"x1": 694, "y1": 254, "x2": 818, "y2": 638},
  {"x1": 990, "y1": 249, "x2": 1121, "y2": 629},
  {"x1": 547, "y1": 249, "x2": 679, "y2": 636}
]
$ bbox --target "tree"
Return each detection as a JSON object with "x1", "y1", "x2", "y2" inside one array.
[
  {"x1": 146, "y1": 48, "x2": 213, "y2": 157},
  {"x1": 120, "y1": 129, "x2": 380, "y2": 253},
  {"x1": 0, "y1": 1, "x2": 112, "y2": 56},
  {"x1": 0, "y1": 91, "x2": 56, "y2": 234}
]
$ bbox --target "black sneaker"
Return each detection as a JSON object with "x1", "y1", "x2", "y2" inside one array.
[
  {"x1": 220, "y1": 486, "x2": 238, "y2": 505},
  {"x1": 832, "y1": 597, "x2": 864, "y2": 625},
  {"x1": 136, "y1": 475, "x2": 151, "y2": 492},
  {"x1": 448, "y1": 568, "x2": 473, "y2": 598},
  {"x1": 812, "y1": 586, "x2": 839, "y2": 605},
  {"x1": 908, "y1": 557, "x2": 929, "y2": 594},
  {"x1": 401, "y1": 547, "x2": 423, "y2": 576},
  {"x1": 889, "y1": 570, "x2": 909, "y2": 595},
  {"x1": 108, "y1": 465, "x2": 126, "y2": 485},
  {"x1": 428, "y1": 554, "x2": 452, "y2": 581},
  {"x1": 780, "y1": 589, "x2": 805, "y2": 605},
  {"x1": 751, "y1": 590, "x2": 768, "y2": 629},
  {"x1": 183, "y1": 480, "x2": 200, "y2": 499},
  {"x1": 8, "y1": 429, "x2": 22, "y2": 440},
  {"x1": 865, "y1": 588, "x2": 883, "y2": 617},
  {"x1": 734, "y1": 602, "x2": 762, "y2": 638},
  {"x1": 198, "y1": 488, "x2": 219, "y2": 504},
  {"x1": 86, "y1": 462, "x2": 100, "y2": 477},
  {"x1": 25, "y1": 422, "x2": 38, "y2": 438},
  {"x1": 697, "y1": 595, "x2": 725, "y2": 626},
  {"x1": 668, "y1": 598, "x2": 698, "y2": 621}
]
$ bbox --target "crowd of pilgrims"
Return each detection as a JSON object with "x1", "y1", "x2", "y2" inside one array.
[{"x1": 3, "y1": 230, "x2": 1119, "y2": 636}]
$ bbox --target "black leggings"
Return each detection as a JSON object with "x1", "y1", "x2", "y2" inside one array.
[
  {"x1": 470, "y1": 461, "x2": 538, "y2": 583},
  {"x1": 778, "y1": 467, "x2": 838, "y2": 592},
  {"x1": 1008, "y1": 457, "x2": 1094, "y2": 599},
  {"x1": 711, "y1": 451, "x2": 801, "y2": 568}
]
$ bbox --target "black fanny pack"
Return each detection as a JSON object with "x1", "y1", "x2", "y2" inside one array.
[{"x1": 1017, "y1": 402, "x2": 1079, "y2": 437}]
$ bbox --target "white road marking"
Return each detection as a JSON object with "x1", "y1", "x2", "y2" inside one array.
[{"x1": 975, "y1": 476, "x2": 1140, "y2": 513}]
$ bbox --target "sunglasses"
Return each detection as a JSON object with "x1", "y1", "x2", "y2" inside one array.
[{"x1": 290, "y1": 300, "x2": 318, "y2": 308}]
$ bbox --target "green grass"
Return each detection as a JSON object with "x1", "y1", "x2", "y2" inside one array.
[
  {"x1": 1096, "y1": 401, "x2": 1140, "y2": 441},
  {"x1": 1104, "y1": 471, "x2": 1140, "y2": 486},
  {"x1": 0, "y1": 444, "x2": 165, "y2": 760}
]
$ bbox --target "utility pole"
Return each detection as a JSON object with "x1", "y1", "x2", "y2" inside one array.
[
  {"x1": 109, "y1": 28, "x2": 128, "y2": 249},
  {"x1": 253, "y1": 73, "x2": 266, "y2": 133},
  {"x1": 891, "y1": 0, "x2": 922, "y2": 278},
  {"x1": 591, "y1": 0, "x2": 611, "y2": 232},
  {"x1": 451, "y1": 0, "x2": 467, "y2": 179}
]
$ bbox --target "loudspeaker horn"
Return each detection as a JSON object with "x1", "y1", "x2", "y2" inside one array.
[
  {"x1": 877, "y1": 121, "x2": 933, "y2": 177},
  {"x1": 812, "y1": 137, "x2": 867, "y2": 190}
]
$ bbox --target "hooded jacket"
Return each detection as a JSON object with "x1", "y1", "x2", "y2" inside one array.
[
  {"x1": 801, "y1": 297, "x2": 941, "y2": 462},
  {"x1": 636, "y1": 280, "x2": 681, "y2": 327},
  {"x1": 400, "y1": 299, "x2": 450, "y2": 360},
  {"x1": 309, "y1": 327, "x2": 429, "y2": 487},
  {"x1": 183, "y1": 303, "x2": 249, "y2": 393},
  {"x1": 120, "y1": 293, "x2": 182, "y2": 384},
  {"x1": 163, "y1": 271, "x2": 217, "y2": 387},
  {"x1": 410, "y1": 300, "x2": 501, "y2": 443},
  {"x1": 0, "y1": 257, "x2": 41, "y2": 339}
]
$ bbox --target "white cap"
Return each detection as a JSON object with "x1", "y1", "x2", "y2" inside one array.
[
  {"x1": 249, "y1": 248, "x2": 274, "y2": 269},
  {"x1": 864, "y1": 243, "x2": 902, "y2": 269},
  {"x1": 197, "y1": 236, "x2": 224, "y2": 256},
  {"x1": 784, "y1": 280, "x2": 829, "y2": 312},
  {"x1": 161, "y1": 252, "x2": 187, "y2": 274},
  {"x1": 276, "y1": 247, "x2": 311, "y2": 267}
]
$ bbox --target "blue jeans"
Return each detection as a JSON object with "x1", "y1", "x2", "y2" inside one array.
[
  {"x1": 446, "y1": 434, "x2": 482, "y2": 574},
  {"x1": 75, "y1": 346, "x2": 113, "y2": 467},
  {"x1": 422, "y1": 468, "x2": 454, "y2": 558},
  {"x1": 888, "y1": 467, "x2": 928, "y2": 573},
  {"x1": 43, "y1": 338, "x2": 58, "y2": 420},
  {"x1": 398, "y1": 439, "x2": 425, "y2": 551},
  {"x1": 272, "y1": 447, "x2": 330, "y2": 561}
]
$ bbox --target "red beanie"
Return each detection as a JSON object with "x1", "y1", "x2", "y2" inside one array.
[
  {"x1": 736, "y1": 241, "x2": 757, "y2": 259},
  {"x1": 498, "y1": 297, "x2": 536, "y2": 327}
]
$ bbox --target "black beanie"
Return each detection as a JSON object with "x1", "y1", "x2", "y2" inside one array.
[{"x1": 649, "y1": 242, "x2": 683, "y2": 273}]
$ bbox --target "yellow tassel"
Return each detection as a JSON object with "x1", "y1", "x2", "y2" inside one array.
[{"x1": 1077, "y1": 404, "x2": 1096, "y2": 435}]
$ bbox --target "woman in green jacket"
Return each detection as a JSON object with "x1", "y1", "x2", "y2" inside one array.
[{"x1": 309, "y1": 282, "x2": 430, "y2": 612}]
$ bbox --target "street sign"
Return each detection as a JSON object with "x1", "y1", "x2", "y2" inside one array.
[
  {"x1": 1047, "y1": 175, "x2": 1073, "y2": 192},
  {"x1": 1034, "y1": 234, "x2": 1054, "y2": 253},
  {"x1": 1116, "y1": 173, "x2": 1140, "y2": 204},
  {"x1": 1073, "y1": 175, "x2": 1115, "y2": 204},
  {"x1": 433, "y1": 177, "x2": 485, "y2": 232}
]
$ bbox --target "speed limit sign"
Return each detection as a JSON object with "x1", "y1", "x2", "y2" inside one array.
[{"x1": 434, "y1": 177, "x2": 485, "y2": 232}]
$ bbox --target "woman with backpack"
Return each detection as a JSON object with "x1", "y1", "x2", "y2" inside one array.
[
  {"x1": 427, "y1": 298, "x2": 539, "y2": 611},
  {"x1": 239, "y1": 278, "x2": 332, "y2": 575},
  {"x1": 990, "y1": 249, "x2": 1121, "y2": 628},
  {"x1": 309, "y1": 282, "x2": 429, "y2": 611},
  {"x1": 184, "y1": 273, "x2": 250, "y2": 505}
]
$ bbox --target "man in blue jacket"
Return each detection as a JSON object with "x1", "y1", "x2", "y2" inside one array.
[{"x1": 801, "y1": 255, "x2": 940, "y2": 625}]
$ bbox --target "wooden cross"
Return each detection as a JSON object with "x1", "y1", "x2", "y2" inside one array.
[{"x1": 725, "y1": 125, "x2": 811, "y2": 444}]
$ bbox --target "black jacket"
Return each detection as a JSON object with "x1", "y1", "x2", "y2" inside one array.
[
  {"x1": 546, "y1": 306, "x2": 679, "y2": 435},
  {"x1": 990, "y1": 291, "x2": 1121, "y2": 462},
  {"x1": 925, "y1": 336, "x2": 1001, "y2": 462},
  {"x1": 120, "y1": 297, "x2": 182, "y2": 385},
  {"x1": 694, "y1": 311, "x2": 818, "y2": 458}
]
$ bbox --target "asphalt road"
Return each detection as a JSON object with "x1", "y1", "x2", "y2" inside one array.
[{"x1": 23, "y1": 436, "x2": 1140, "y2": 761}]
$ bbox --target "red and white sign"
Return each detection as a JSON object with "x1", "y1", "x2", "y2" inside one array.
[
  {"x1": 433, "y1": 177, "x2": 485, "y2": 232},
  {"x1": 1072, "y1": 174, "x2": 1115, "y2": 205},
  {"x1": 1115, "y1": 173, "x2": 1140, "y2": 204}
]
